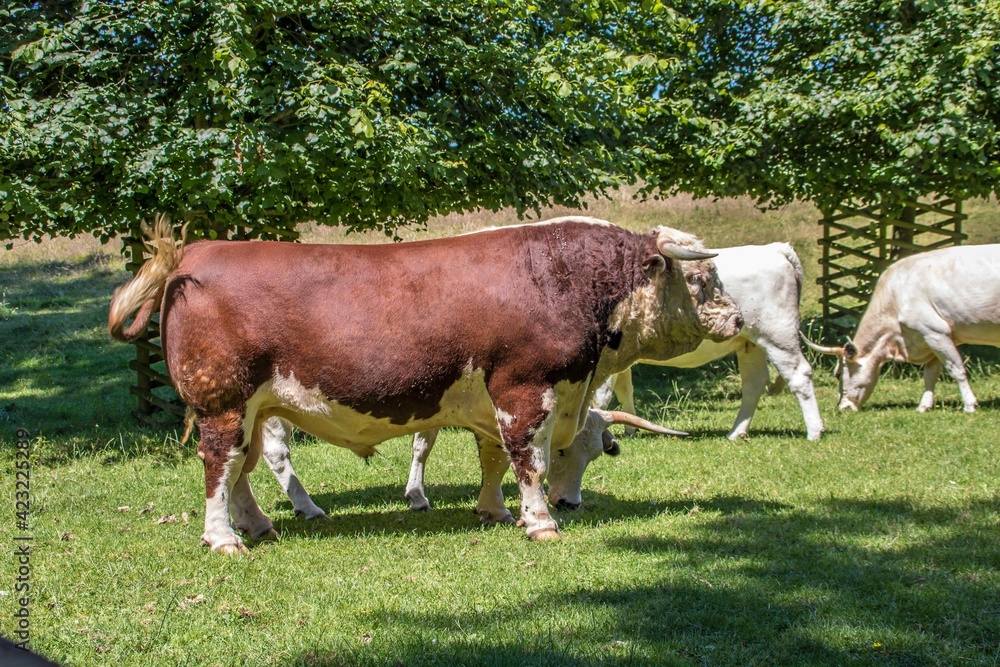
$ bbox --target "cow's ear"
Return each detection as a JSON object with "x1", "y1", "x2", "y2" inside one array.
[
  {"x1": 643, "y1": 253, "x2": 667, "y2": 277},
  {"x1": 844, "y1": 341, "x2": 858, "y2": 360}
]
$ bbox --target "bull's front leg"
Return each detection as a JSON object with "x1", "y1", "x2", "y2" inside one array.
[
  {"x1": 492, "y1": 387, "x2": 560, "y2": 541},
  {"x1": 197, "y1": 410, "x2": 251, "y2": 554},
  {"x1": 918, "y1": 359, "x2": 942, "y2": 412}
]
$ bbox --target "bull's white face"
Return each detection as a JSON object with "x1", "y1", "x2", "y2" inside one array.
[
  {"x1": 680, "y1": 259, "x2": 743, "y2": 343},
  {"x1": 835, "y1": 352, "x2": 882, "y2": 411}
]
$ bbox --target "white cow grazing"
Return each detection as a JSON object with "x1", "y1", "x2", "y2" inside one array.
[
  {"x1": 801, "y1": 244, "x2": 1000, "y2": 412},
  {"x1": 600, "y1": 243, "x2": 824, "y2": 441}
]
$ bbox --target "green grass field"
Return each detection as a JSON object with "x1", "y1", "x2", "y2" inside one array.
[{"x1": 2, "y1": 196, "x2": 1000, "y2": 666}]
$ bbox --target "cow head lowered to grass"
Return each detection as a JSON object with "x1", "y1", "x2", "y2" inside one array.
[{"x1": 109, "y1": 215, "x2": 741, "y2": 553}]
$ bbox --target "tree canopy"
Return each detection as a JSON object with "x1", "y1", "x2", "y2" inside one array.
[
  {"x1": 1, "y1": 0, "x2": 698, "y2": 243},
  {"x1": 646, "y1": 0, "x2": 1000, "y2": 213},
  {"x1": 2, "y1": 0, "x2": 999, "y2": 244}
]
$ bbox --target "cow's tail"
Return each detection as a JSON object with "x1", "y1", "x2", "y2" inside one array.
[
  {"x1": 776, "y1": 242, "x2": 804, "y2": 304},
  {"x1": 108, "y1": 215, "x2": 187, "y2": 343}
]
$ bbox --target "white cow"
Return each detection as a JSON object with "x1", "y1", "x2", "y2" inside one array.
[
  {"x1": 801, "y1": 244, "x2": 1000, "y2": 412},
  {"x1": 601, "y1": 243, "x2": 824, "y2": 441}
]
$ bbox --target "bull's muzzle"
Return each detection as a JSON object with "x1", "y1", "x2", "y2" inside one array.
[{"x1": 555, "y1": 499, "x2": 582, "y2": 511}]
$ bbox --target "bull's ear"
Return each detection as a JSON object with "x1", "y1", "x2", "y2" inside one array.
[
  {"x1": 844, "y1": 340, "x2": 858, "y2": 360},
  {"x1": 643, "y1": 253, "x2": 667, "y2": 277}
]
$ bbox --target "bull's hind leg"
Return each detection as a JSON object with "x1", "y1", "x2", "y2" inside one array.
[
  {"x1": 230, "y1": 473, "x2": 277, "y2": 539},
  {"x1": 198, "y1": 410, "x2": 250, "y2": 554},
  {"x1": 260, "y1": 417, "x2": 328, "y2": 519},
  {"x1": 405, "y1": 429, "x2": 440, "y2": 511},
  {"x1": 228, "y1": 416, "x2": 277, "y2": 538},
  {"x1": 759, "y1": 341, "x2": 824, "y2": 440},
  {"x1": 475, "y1": 435, "x2": 515, "y2": 525},
  {"x1": 918, "y1": 359, "x2": 942, "y2": 412}
]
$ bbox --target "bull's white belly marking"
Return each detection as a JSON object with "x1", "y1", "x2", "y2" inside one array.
[{"x1": 243, "y1": 366, "x2": 503, "y2": 456}]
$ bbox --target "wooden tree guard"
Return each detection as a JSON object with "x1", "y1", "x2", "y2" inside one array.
[
  {"x1": 124, "y1": 225, "x2": 299, "y2": 424},
  {"x1": 817, "y1": 198, "x2": 967, "y2": 338}
]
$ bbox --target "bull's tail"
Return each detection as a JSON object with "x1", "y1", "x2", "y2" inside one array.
[
  {"x1": 108, "y1": 215, "x2": 187, "y2": 342},
  {"x1": 775, "y1": 242, "x2": 804, "y2": 303}
]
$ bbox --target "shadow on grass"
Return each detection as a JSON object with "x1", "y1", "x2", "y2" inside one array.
[
  {"x1": 269, "y1": 486, "x2": 744, "y2": 539},
  {"x1": 284, "y1": 495, "x2": 1000, "y2": 666},
  {"x1": 0, "y1": 253, "x2": 189, "y2": 462}
]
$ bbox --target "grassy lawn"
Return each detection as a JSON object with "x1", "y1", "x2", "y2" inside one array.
[{"x1": 1, "y1": 196, "x2": 999, "y2": 666}]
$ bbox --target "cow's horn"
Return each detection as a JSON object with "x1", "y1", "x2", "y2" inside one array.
[
  {"x1": 596, "y1": 410, "x2": 688, "y2": 437},
  {"x1": 656, "y1": 240, "x2": 718, "y2": 261},
  {"x1": 799, "y1": 331, "x2": 844, "y2": 356}
]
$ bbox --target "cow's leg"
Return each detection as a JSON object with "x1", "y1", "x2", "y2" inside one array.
[
  {"x1": 229, "y1": 472, "x2": 277, "y2": 539},
  {"x1": 760, "y1": 342, "x2": 824, "y2": 440},
  {"x1": 198, "y1": 411, "x2": 250, "y2": 554},
  {"x1": 260, "y1": 417, "x2": 328, "y2": 520},
  {"x1": 474, "y1": 435, "x2": 515, "y2": 525},
  {"x1": 405, "y1": 429, "x2": 439, "y2": 511},
  {"x1": 611, "y1": 370, "x2": 638, "y2": 436},
  {"x1": 917, "y1": 359, "x2": 942, "y2": 412},
  {"x1": 921, "y1": 332, "x2": 977, "y2": 411},
  {"x1": 729, "y1": 342, "x2": 769, "y2": 440},
  {"x1": 493, "y1": 390, "x2": 560, "y2": 541}
]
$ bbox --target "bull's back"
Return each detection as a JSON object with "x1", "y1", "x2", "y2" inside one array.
[
  {"x1": 160, "y1": 234, "x2": 601, "y2": 413},
  {"x1": 882, "y1": 245, "x2": 1000, "y2": 338}
]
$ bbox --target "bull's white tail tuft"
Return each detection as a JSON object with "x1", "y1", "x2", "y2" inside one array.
[{"x1": 108, "y1": 214, "x2": 187, "y2": 342}]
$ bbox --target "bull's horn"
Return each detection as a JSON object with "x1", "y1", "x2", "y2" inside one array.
[
  {"x1": 656, "y1": 239, "x2": 718, "y2": 261},
  {"x1": 799, "y1": 331, "x2": 844, "y2": 356},
  {"x1": 596, "y1": 410, "x2": 688, "y2": 437}
]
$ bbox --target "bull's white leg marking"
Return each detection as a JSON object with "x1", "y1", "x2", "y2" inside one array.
[
  {"x1": 260, "y1": 417, "x2": 328, "y2": 520},
  {"x1": 475, "y1": 436, "x2": 515, "y2": 525},
  {"x1": 730, "y1": 342, "x2": 769, "y2": 440},
  {"x1": 406, "y1": 429, "x2": 440, "y2": 511},
  {"x1": 201, "y1": 448, "x2": 249, "y2": 555},
  {"x1": 918, "y1": 359, "x2": 942, "y2": 412},
  {"x1": 509, "y1": 394, "x2": 560, "y2": 540},
  {"x1": 230, "y1": 473, "x2": 277, "y2": 538}
]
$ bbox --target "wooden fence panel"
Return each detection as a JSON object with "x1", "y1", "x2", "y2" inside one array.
[{"x1": 818, "y1": 198, "x2": 967, "y2": 338}]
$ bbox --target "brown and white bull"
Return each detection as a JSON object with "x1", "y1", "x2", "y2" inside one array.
[
  {"x1": 109, "y1": 216, "x2": 741, "y2": 553},
  {"x1": 802, "y1": 244, "x2": 1000, "y2": 412}
]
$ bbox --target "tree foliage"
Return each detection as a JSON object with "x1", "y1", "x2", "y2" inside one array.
[
  {"x1": 3, "y1": 1, "x2": 999, "y2": 244},
  {"x1": 0, "y1": 0, "x2": 695, "y2": 242},
  {"x1": 646, "y1": 0, "x2": 1000, "y2": 213}
]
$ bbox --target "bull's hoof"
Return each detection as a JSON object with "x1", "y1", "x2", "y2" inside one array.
[
  {"x1": 295, "y1": 508, "x2": 330, "y2": 520},
  {"x1": 477, "y1": 509, "x2": 516, "y2": 526},
  {"x1": 254, "y1": 528, "x2": 279, "y2": 541},
  {"x1": 527, "y1": 528, "x2": 561, "y2": 541},
  {"x1": 202, "y1": 536, "x2": 250, "y2": 555},
  {"x1": 408, "y1": 497, "x2": 431, "y2": 512},
  {"x1": 555, "y1": 499, "x2": 581, "y2": 511},
  {"x1": 964, "y1": 404, "x2": 978, "y2": 414}
]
